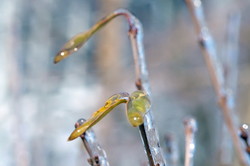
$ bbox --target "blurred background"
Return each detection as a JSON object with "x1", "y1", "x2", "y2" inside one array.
[{"x1": 1, "y1": 0, "x2": 250, "y2": 166}]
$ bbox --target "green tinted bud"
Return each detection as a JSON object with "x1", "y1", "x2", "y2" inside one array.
[
  {"x1": 126, "y1": 90, "x2": 151, "y2": 127},
  {"x1": 127, "y1": 107, "x2": 144, "y2": 127}
]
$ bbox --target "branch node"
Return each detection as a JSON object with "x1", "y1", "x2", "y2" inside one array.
[
  {"x1": 218, "y1": 94, "x2": 227, "y2": 106},
  {"x1": 198, "y1": 37, "x2": 205, "y2": 48},
  {"x1": 135, "y1": 79, "x2": 142, "y2": 90},
  {"x1": 129, "y1": 25, "x2": 138, "y2": 38}
]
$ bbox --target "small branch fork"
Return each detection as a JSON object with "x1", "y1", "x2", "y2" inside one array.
[
  {"x1": 75, "y1": 119, "x2": 110, "y2": 166},
  {"x1": 185, "y1": 0, "x2": 250, "y2": 165}
]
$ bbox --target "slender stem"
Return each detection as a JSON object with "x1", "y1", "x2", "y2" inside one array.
[
  {"x1": 126, "y1": 10, "x2": 166, "y2": 165},
  {"x1": 75, "y1": 119, "x2": 110, "y2": 166},
  {"x1": 139, "y1": 124, "x2": 155, "y2": 166},
  {"x1": 184, "y1": 118, "x2": 197, "y2": 166},
  {"x1": 185, "y1": 0, "x2": 249, "y2": 165}
]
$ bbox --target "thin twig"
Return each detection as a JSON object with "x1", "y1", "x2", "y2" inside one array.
[
  {"x1": 139, "y1": 124, "x2": 155, "y2": 166},
  {"x1": 184, "y1": 118, "x2": 197, "y2": 166},
  {"x1": 75, "y1": 118, "x2": 110, "y2": 166},
  {"x1": 54, "y1": 9, "x2": 166, "y2": 166},
  {"x1": 126, "y1": 9, "x2": 166, "y2": 165},
  {"x1": 185, "y1": 0, "x2": 249, "y2": 165}
]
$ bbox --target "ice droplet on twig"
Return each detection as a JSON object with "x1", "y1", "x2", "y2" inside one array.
[{"x1": 75, "y1": 118, "x2": 110, "y2": 166}]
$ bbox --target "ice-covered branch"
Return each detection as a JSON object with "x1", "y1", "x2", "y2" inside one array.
[
  {"x1": 126, "y1": 10, "x2": 166, "y2": 166},
  {"x1": 75, "y1": 119, "x2": 110, "y2": 166}
]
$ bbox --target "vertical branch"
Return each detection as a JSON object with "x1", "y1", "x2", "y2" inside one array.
[
  {"x1": 184, "y1": 0, "x2": 250, "y2": 165},
  {"x1": 184, "y1": 118, "x2": 197, "y2": 166},
  {"x1": 185, "y1": 0, "x2": 224, "y2": 96},
  {"x1": 127, "y1": 10, "x2": 166, "y2": 165},
  {"x1": 75, "y1": 119, "x2": 110, "y2": 166}
]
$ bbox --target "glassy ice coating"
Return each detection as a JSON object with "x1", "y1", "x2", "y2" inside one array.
[
  {"x1": 75, "y1": 118, "x2": 110, "y2": 166},
  {"x1": 84, "y1": 126, "x2": 110, "y2": 166},
  {"x1": 54, "y1": 32, "x2": 92, "y2": 63},
  {"x1": 54, "y1": 9, "x2": 130, "y2": 64},
  {"x1": 126, "y1": 90, "x2": 151, "y2": 127},
  {"x1": 68, "y1": 92, "x2": 129, "y2": 141}
]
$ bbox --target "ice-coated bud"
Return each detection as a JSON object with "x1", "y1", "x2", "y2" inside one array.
[{"x1": 126, "y1": 90, "x2": 151, "y2": 127}]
